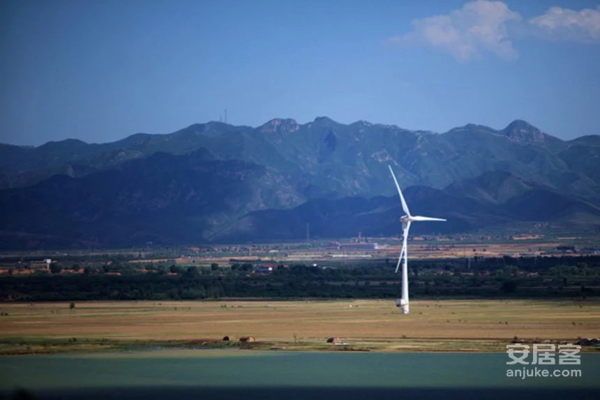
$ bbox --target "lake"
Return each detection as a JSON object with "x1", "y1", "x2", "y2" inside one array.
[{"x1": 1, "y1": 349, "x2": 599, "y2": 399}]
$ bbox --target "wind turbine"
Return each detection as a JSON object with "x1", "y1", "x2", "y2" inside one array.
[{"x1": 388, "y1": 165, "x2": 446, "y2": 314}]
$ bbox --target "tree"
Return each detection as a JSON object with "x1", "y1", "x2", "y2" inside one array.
[
  {"x1": 211, "y1": 263, "x2": 219, "y2": 271},
  {"x1": 501, "y1": 279, "x2": 518, "y2": 294},
  {"x1": 170, "y1": 265, "x2": 182, "y2": 274},
  {"x1": 50, "y1": 263, "x2": 62, "y2": 274},
  {"x1": 241, "y1": 263, "x2": 253, "y2": 271}
]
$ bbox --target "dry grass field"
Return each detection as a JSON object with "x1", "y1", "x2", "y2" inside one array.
[{"x1": 1, "y1": 299, "x2": 599, "y2": 353}]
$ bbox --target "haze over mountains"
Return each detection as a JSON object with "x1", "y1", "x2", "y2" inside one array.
[{"x1": 1, "y1": 117, "x2": 599, "y2": 249}]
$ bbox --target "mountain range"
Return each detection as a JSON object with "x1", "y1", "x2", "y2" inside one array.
[{"x1": 1, "y1": 117, "x2": 599, "y2": 249}]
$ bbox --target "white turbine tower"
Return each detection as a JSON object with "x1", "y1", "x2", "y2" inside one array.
[{"x1": 388, "y1": 165, "x2": 446, "y2": 314}]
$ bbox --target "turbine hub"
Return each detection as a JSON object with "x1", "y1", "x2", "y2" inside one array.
[{"x1": 400, "y1": 215, "x2": 410, "y2": 224}]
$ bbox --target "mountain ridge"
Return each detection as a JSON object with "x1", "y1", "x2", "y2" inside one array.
[{"x1": 1, "y1": 117, "x2": 599, "y2": 249}]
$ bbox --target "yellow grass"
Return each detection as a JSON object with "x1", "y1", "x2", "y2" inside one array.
[{"x1": 1, "y1": 299, "x2": 599, "y2": 353}]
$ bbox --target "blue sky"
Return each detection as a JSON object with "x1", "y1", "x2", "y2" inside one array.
[{"x1": 1, "y1": 0, "x2": 599, "y2": 145}]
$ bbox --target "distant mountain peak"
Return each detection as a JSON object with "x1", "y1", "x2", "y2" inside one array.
[
  {"x1": 204, "y1": 121, "x2": 228, "y2": 127},
  {"x1": 179, "y1": 121, "x2": 228, "y2": 138},
  {"x1": 259, "y1": 118, "x2": 300, "y2": 133},
  {"x1": 502, "y1": 120, "x2": 549, "y2": 144},
  {"x1": 445, "y1": 123, "x2": 497, "y2": 135},
  {"x1": 39, "y1": 138, "x2": 89, "y2": 147},
  {"x1": 351, "y1": 120, "x2": 373, "y2": 127},
  {"x1": 313, "y1": 116, "x2": 339, "y2": 126},
  {"x1": 506, "y1": 119, "x2": 534, "y2": 130}
]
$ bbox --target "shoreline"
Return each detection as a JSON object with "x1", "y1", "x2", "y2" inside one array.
[{"x1": 2, "y1": 337, "x2": 598, "y2": 356}]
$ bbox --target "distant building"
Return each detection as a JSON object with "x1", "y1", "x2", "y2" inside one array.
[
  {"x1": 555, "y1": 245, "x2": 577, "y2": 254},
  {"x1": 254, "y1": 264, "x2": 275, "y2": 274},
  {"x1": 580, "y1": 248, "x2": 600, "y2": 255},
  {"x1": 339, "y1": 243, "x2": 377, "y2": 251}
]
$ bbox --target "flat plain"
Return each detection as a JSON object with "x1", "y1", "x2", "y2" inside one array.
[{"x1": 1, "y1": 299, "x2": 599, "y2": 353}]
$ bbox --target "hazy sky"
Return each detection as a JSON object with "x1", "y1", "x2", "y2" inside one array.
[{"x1": 1, "y1": 0, "x2": 599, "y2": 145}]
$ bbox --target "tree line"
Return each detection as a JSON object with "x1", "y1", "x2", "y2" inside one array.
[{"x1": 1, "y1": 256, "x2": 600, "y2": 301}]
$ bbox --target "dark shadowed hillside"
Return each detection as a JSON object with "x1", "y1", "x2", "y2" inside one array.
[{"x1": 0, "y1": 148, "x2": 300, "y2": 249}]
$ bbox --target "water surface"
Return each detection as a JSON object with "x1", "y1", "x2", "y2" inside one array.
[{"x1": 1, "y1": 350, "x2": 598, "y2": 399}]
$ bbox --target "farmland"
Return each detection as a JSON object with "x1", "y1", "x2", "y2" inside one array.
[{"x1": 1, "y1": 299, "x2": 599, "y2": 354}]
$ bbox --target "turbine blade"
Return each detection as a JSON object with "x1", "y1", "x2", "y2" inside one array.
[
  {"x1": 395, "y1": 222, "x2": 410, "y2": 273},
  {"x1": 388, "y1": 165, "x2": 411, "y2": 217},
  {"x1": 394, "y1": 251, "x2": 402, "y2": 273},
  {"x1": 402, "y1": 221, "x2": 411, "y2": 265},
  {"x1": 412, "y1": 216, "x2": 447, "y2": 222}
]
